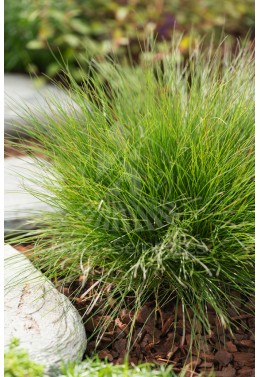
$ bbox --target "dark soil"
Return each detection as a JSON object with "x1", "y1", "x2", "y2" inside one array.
[
  {"x1": 14, "y1": 246, "x2": 255, "y2": 376},
  {"x1": 4, "y1": 138, "x2": 45, "y2": 159},
  {"x1": 5, "y1": 139, "x2": 26, "y2": 158}
]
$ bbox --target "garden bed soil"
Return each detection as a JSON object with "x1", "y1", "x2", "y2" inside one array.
[
  {"x1": 4, "y1": 138, "x2": 45, "y2": 159},
  {"x1": 14, "y1": 244, "x2": 255, "y2": 377}
]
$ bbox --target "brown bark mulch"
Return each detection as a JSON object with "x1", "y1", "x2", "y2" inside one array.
[
  {"x1": 14, "y1": 249, "x2": 255, "y2": 377},
  {"x1": 59, "y1": 275, "x2": 255, "y2": 377}
]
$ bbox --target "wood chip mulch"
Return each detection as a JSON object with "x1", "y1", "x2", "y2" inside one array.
[
  {"x1": 62, "y1": 279, "x2": 255, "y2": 377},
  {"x1": 13, "y1": 247, "x2": 255, "y2": 377}
]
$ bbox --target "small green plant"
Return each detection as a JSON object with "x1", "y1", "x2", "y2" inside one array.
[
  {"x1": 4, "y1": 343, "x2": 215, "y2": 377},
  {"x1": 11, "y1": 38, "x2": 254, "y2": 351},
  {"x1": 57, "y1": 358, "x2": 216, "y2": 377},
  {"x1": 4, "y1": 338, "x2": 44, "y2": 377},
  {"x1": 59, "y1": 358, "x2": 176, "y2": 377}
]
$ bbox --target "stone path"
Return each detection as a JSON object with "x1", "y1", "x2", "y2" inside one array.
[
  {"x1": 4, "y1": 74, "x2": 64, "y2": 233},
  {"x1": 4, "y1": 73, "x2": 77, "y2": 136},
  {"x1": 4, "y1": 156, "x2": 53, "y2": 234}
]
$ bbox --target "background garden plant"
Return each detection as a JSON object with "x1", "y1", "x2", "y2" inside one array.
[
  {"x1": 5, "y1": 0, "x2": 254, "y2": 82},
  {"x1": 10, "y1": 37, "x2": 254, "y2": 357}
]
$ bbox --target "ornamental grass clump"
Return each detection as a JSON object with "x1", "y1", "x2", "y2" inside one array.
[{"x1": 11, "y1": 40, "x2": 254, "y2": 347}]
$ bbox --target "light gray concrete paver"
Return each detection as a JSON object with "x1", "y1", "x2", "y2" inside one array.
[{"x1": 4, "y1": 156, "x2": 54, "y2": 233}]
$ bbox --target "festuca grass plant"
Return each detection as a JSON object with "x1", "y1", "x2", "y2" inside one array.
[{"x1": 10, "y1": 38, "x2": 254, "y2": 349}]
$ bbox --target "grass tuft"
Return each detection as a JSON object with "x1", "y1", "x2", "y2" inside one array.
[{"x1": 9, "y1": 38, "x2": 255, "y2": 352}]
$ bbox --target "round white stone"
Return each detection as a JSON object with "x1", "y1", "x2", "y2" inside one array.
[{"x1": 4, "y1": 245, "x2": 87, "y2": 370}]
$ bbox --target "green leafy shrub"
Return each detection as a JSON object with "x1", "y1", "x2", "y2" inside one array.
[
  {"x1": 5, "y1": 0, "x2": 254, "y2": 79},
  {"x1": 4, "y1": 338, "x2": 44, "y2": 377},
  {"x1": 13, "y1": 39, "x2": 254, "y2": 347}
]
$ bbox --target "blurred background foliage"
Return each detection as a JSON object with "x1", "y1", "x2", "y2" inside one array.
[{"x1": 5, "y1": 0, "x2": 254, "y2": 81}]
